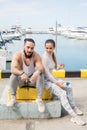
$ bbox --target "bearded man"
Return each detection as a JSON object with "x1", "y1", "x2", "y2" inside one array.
[{"x1": 7, "y1": 38, "x2": 45, "y2": 112}]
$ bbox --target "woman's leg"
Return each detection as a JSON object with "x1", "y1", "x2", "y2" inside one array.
[
  {"x1": 63, "y1": 82, "x2": 76, "y2": 108},
  {"x1": 45, "y1": 81, "x2": 76, "y2": 117},
  {"x1": 44, "y1": 81, "x2": 86, "y2": 126},
  {"x1": 63, "y1": 82, "x2": 83, "y2": 115}
]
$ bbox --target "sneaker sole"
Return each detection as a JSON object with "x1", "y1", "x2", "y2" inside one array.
[{"x1": 71, "y1": 118, "x2": 86, "y2": 126}]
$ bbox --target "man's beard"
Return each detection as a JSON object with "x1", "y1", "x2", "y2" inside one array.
[{"x1": 24, "y1": 50, "x2": 33, "y2": 58}]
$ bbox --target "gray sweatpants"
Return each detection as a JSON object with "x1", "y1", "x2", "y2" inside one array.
[
  {"x1": 44, "y1": 79, "x2": 76, "y2": 116},
  {"x1": 10, "y1": 74, "x2": 44, "y2": 99}
]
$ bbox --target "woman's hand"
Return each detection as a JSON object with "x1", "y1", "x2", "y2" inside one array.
[
  {"x1": 56, "y1": 81, "x2": 65, "y2": 88},
  {"x1": 57, "y1": 63, "x2": 65, "y2": 69}
]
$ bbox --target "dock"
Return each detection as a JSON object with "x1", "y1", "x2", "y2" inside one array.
[{"x1": 0, "y1": 78, "x2": 87, "y2": 130}]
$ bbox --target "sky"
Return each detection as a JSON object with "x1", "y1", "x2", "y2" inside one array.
[{"x1": 0, "y1": 0, "x2": 87, "y2": 29}]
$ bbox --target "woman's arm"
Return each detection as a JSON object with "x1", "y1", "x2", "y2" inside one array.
[
  {"x1": 42, "y1": 56, "x2": 58, "y2": 84},
  {"x1": 42, "y1": 55, "x2": 65, "y2": 88}
]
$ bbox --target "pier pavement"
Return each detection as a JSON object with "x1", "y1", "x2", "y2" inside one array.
[{"x1": 0, "y1": 78, "x2": 87, "y2": 130}]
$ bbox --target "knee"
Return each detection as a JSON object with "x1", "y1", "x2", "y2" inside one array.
[
  {"x1": 37, "y1": 74, "x2": 44, "y2": 83},
  {"x1": 60, "y1": 90, "x2": 67, "y2": 98},
  {"x1": 67, "y1": 84, "x2": 72, "y2": 91},
  {"x1": 37, "y1": 73, "x2": 43, "y2": 80},
  {"x1": 65, "y1": 82, "x2": 72, "y2": 89},
  {"x1": 10, "y1": 74, "x2": 18, "y2": 81}
]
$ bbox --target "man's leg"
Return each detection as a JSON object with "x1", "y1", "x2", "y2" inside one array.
[
  {"x1": 35, "y1": 74, "x2": 45, "y2": 112},
  {"x1": 7, "y1": 74, "x2": 24, "y2": 107}
]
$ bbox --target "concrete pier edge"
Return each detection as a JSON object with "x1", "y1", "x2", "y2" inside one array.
[
  {"x1": 0, "y1": 101, "x2": 61, "y2": 119},
  {"x1": 0, "y1": 69, "x2": 87, "y2": 78}
]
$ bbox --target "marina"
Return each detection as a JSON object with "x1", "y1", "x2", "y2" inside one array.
[
  {"x1": 0, "y1": 25, "x2": 87, "y2": 71},
  {"x1": 0, "y1": 1, "x2": 87, "y2": 129}
]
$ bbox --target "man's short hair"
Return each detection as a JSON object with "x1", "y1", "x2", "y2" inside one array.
[{"x1": 24, "y1": 38, "x2": 35, "y2": 45}]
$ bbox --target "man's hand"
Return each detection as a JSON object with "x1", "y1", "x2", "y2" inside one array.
[
  {"x1": 20, "y1": 73, "x2": 28, "y2": 83},
  {"x1": 30, "y1": 70, "x2": 40, "y2": 83}
]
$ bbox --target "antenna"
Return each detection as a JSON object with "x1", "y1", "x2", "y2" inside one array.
[{"x1": 55, "y1": 21, "x2": 57, "y2": 55}]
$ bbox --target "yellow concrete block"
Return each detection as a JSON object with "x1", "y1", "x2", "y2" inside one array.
[
  {"x1": 8, "y1": 87, "x2": 52, "y2": 101},
  {"x1": 0, "y1": 70, "x2": 1, "y2": 79},
  {"x1": 80, "y1": 69, "x2": 87, "y2": 78},
  {"x1": 52, "y1": 69, "x2": 65, "y2": 78}
]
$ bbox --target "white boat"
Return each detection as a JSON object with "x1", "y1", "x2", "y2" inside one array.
[
  {"x1": 1, "y1": 30, "x2": 21, "y2": 41},
  {"x1": 61, "y1": 30, "x2": 87, "y2": 40},
  {"x1": 0, "y1": 56, "x2": 6, "y2": 70},
  {"x1": 55, "y1": 26, "x2": 87, "y2": 40},
  {"x1": 0, "y1": 46, "x2": 13, "y2": 61}
]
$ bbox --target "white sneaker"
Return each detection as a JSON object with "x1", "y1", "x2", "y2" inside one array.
[
  {"x1": 74, "y1": 107, "x2": 83, "y2": 115},
  {"x1": 36, "y1": 98, "x2": 45, "y2": 113},
  {"x1": 7, "y1": 96, "x2": 16, "y2": 107},
  {"x1": 71, "y1": 116, "x2": 86, "y2": 126}
]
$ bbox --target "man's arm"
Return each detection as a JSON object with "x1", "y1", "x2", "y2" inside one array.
[
  {"x1": 29, "y1": 52, "x2": 44, "y2": 83},
  {"x1": 11, "y1": 52, "x2": 23, "y2": 75},
  {"x1": 34, "y1": 52, "x2": 44, "y2": 74}
]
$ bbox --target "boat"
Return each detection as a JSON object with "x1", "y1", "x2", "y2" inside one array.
[{"x1": 0, "y1": 46, "x2": 12, "y2": 70}]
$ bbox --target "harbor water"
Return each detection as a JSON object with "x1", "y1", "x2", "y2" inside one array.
[{"x1": 6, "y1": 33, "x2": 87, "y2": 71}]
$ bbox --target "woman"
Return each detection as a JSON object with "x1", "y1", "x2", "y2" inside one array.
[{"x1": 42, "y1": 39, "x2": 86, "y2": 126}]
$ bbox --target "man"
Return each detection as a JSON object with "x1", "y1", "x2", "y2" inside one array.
[{"x1": 7, "y1": 38, "x2": 45, "y2": 112}]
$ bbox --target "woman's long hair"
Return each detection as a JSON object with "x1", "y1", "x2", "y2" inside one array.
[{"x1": 45, "y1": 39, "x2": 57, "y2": 69}]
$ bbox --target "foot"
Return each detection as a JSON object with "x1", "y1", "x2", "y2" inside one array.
[
  {"x1": 36, "y1": 98, "x2": 45, "y2": 113},
  {"x1": 7, "y1": 96, "x2": 16, "y2": 107},
  {"x1": 71, "y1": 116, "x2": 86, "y2": 126},
  {"x1": 73, "y1": 107, "x2": 83, "y2": 115}
]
